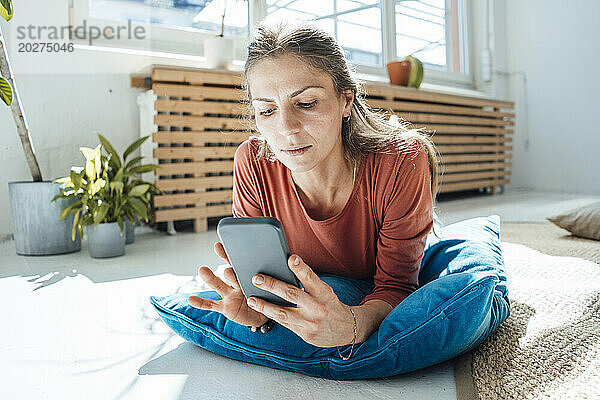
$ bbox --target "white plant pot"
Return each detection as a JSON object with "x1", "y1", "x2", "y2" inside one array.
[{"x1": 203, "y1": 35, "x2": 235, "y2": 70}]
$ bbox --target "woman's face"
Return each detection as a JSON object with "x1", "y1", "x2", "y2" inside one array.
[{"x1": 247, "y1": 55, "x2": 353, "y2": 173}]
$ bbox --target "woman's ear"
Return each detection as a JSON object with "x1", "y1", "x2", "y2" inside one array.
[{"x1": 342, "y1": 89, "x2": 354, "y2": 117}]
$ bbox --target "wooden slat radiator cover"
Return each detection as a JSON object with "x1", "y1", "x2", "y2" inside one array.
[{"x1": 148, "y1": 68, "x2": 515, "y2": 232}]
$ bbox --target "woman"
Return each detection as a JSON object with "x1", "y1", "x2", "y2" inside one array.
[{"x1": 188, "y1": 22, "x2": 440, "y2": 359}]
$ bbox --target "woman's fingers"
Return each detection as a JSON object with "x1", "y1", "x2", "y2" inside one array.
[
  {"x1": 198, "y1": 266, "x2": 233, "y2": 297},
  {"x1": 246, "y1": 297, "x2": 300, "y2": 329},
  {"x1": 223, "y1": 267, "x2": 241, "y2": 290},
  {"x1": 214, "y1": 242, "x2": 231, "y2": 265},
  {"x1": 188, "y1": 295, "x2": 222, "y2": 312},
  {"x1": 288, "y1": 255, "x2": 336, "y2": 301},
  {"x1": 251, "y1": 273, "x2": 316, "y2": 308}
]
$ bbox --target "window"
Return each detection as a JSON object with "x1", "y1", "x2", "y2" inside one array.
[
  {"x1": 395, "y1": 0, "x2": 468, "y2": 74},
  {"x1": 89, "y1": 0, "x2": 249, "y2": 36},
  {"x1": 74, "y1": 0, "x2": 471, "y2": 86},
  {"x1": 264, "y1": 0, "x2": 383, "y2": 67},
  {"x1": 72, "y1": 0, "x2": 249, "y2": 57}
]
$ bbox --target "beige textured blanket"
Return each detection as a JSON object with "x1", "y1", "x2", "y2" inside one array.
[{"x1": 455, "y1": 222, "x2": 600, "y2": 400}]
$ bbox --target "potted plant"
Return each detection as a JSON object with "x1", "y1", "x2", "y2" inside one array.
[
  {"x1": 203, "y1": 0, "x2": 235, "y2": 69},
  {"x1": 53, "y1": 134, "x2": 161, "y2": 258},
  {"x1": 96, "y1": 134, "x2": 161, "y2": 244},
  {"x1": 386, "y1": 55, "x2": 424, "y2": 88},
  {"x1": 2, "y1": 0, "x2": 81, "y2": 255}
]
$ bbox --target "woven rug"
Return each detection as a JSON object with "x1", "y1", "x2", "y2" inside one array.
[{"x1": 454, "y1": 222, "x2": 600, "y2": 399}]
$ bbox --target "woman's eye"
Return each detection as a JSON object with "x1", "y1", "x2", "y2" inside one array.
[
  {"x1": 298, "y1": 100, "x2": 317, "y2": 108},
  {"x1": 259, "y1": 108, "x2": 275, "y2": 116}
]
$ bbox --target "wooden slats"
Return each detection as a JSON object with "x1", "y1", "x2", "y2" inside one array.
[
  {"x1": 155, "y1": 204, "x2": 233, "y2": 223},
  {"x1": 436, "y1": 144, "x2": 512, "y2": 153},
  {"x1": 365, "y1": 83, "x2": 514, "y2": 109},
  {"x1": 155, "y1": 99, "x2": 248, "y2": 115},
  {"x1": 441, "y1": 153, "x2": 513, "y2": 163},
  {"x1": 152, "y1": 68, "x2": 243, "y2": 86},
  {"x1": 153, "y1": 131, "x2": 252, "y2": 145},
  {"x1": 150, "y1": 68, "x2": 250, "y2": 231},
  {"x1": 154, "y1": 147, "x2": 238, "y2": 159},
  {"x1": 154, "y1": 191, "x2": 233, "y2": 207},
  {"x1": 395, "y1": 112, "x2": 514, "y2": 127},
  {"x1": 441, "y1": 170, "x2": 511, "y2": 183},
  {"x1": 154, "y1": 114, "x2": 249, "y2": 130},
  {"x1": 156, "y1": 176, "x2": 233, "y2": 191},
  {"x1": 441, "y1": 161, "x2": 512, "y2": 173},
  {"x1": 416, "y1": 125, "x2": 513, "y2": 135},
  {"x1": 155, "y1": 161, "x2": 234, "y2": 175},
  {"x1": 431, "y1": 135, "x2": 512, "y2": 144},
  {"x1": 439, "y1": 179, "x2": 511, "y2": 193},
  {"x1": 146, "y1": 68, "x2": 514, "y2": 231},
  {"x1": 368, "y1": 99, "x2": 515, "y2": 118},
  {"x1": 153, "y1": 83, "x2": 245, "y2": 101}
]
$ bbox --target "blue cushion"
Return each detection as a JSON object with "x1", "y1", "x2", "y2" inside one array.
[{"x1": 150, "y1": 215, "x2": 510, "y2": 379}]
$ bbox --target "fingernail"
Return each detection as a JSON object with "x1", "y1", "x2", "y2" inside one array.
[
  {"x1": 294, "y1": 256, "x2": 300, "y2": 266},
  {"x1": 248, "y1": 298, "x2": 256, "y2": 307},
  {"x1": 253, "y1": 275, "x2": 264, "y2": 285}
]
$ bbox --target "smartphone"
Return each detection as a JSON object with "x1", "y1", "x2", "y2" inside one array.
[{"x1": 216, "y1": 217, "x2": 302, "y2": 307}]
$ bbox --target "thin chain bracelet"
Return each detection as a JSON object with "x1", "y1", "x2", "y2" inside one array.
[{"x1": 337, "y1": 305, "x2": 357, "y2": 361}]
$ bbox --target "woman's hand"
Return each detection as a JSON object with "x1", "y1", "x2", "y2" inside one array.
[
  {"x1": 246, "y1": 254, "x2": 356, "y2": 348},
  {"x1": 187, "y1": 242, "x2": 270, "y2": 330}
]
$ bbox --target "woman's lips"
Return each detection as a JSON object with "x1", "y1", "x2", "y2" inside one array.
[{"x1": 282, "y1": 145, "x2": 311, "y2": 156}]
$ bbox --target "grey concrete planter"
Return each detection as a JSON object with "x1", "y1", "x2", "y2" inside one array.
[
  {"x1": 86, "y1": 222, "x2": 125, "y2": 258},
  {"x1": 8, "y1": 181, "x2": 82, "y2": 256}
]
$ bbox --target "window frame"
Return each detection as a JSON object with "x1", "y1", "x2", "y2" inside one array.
[
  {"x1": 70, "y1": 0, "x2": 252, "y2": 57},
  {"x1": 376, "y1": 0, "x2": 473, "y2": 88},
  {"x1": 73, "y1": 0, "x2": 474, "y2": 88}
]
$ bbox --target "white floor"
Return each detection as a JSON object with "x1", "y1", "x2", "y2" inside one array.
[{"x1": 1, "y1": 187, "x2": 598, "y2": 400}]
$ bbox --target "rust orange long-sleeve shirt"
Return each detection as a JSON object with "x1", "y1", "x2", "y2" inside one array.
[{"x1": 232, "y1": 137, "x2": 433, "y2": 308}]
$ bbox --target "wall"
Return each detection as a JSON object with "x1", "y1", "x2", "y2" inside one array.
[
  {"x1": 502, "y1": 0, "x2": 600, "y2": 193},
  {"x1": 0, "y1": 0, "x2": 209, "y2": 235}
]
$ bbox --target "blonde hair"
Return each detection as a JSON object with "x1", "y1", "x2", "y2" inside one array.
[{"x1": 243, "y1": 21, "x2": 442, "y2": 236}]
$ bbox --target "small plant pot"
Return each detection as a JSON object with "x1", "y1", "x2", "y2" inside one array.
[
  {"x1": 125, "y1": 219, "x2": 135, "y2": 245},
  {"x1": 203, "y1": 35, "x2": 235, "y2": 69},
  {"x1": 386, "y1": 60, "x2": 411, "y2": 86},
  {"x1": 86, "y1": 222, "x2": 125, "y2": 258}
]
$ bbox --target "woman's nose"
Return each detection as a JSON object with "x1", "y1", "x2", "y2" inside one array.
[{"x1": 277, "y1": 108, "x2": 301, "y2": 136}]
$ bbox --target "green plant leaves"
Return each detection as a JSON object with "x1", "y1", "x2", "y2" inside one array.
[
  {"x1": 123, "y1": 136, "x2": 149, "y2": 161},
  {"x1": 128, "y1": 164, "x2": 161, "y2": 175},
  {"x1": 124, "y1": 156, "x2": 144, "y2": 172},
  {"x1": 0, "y1": 76, "x2": 12, "y2": 106},
  {"x1": 71, "y1": 210, "x2": 80, "y2": 241},
  {"x1": 0, "y1": 0, "x2": 13, "y2": 21},
  {"x1": 127, "y1": 197, "x2": 148, "y2": 221},
  {"x1": 97, "y1": 133, "x2": 121, "y2": 170},
  {"x1": 58, "y1": 200, "x2": 83, "y2": 221},
  {"x1": 70, "y1": 169, "x2": 83, "y2": 189},
  {"x1": 55, "y1": 133, "x2": 161, "y2": 236},
  {"x1": 93, "y1": 203, "x2": 109, "y2": 226},
  {"x1": 129, "y1": 184, "x2": 149, "y2": 197}
]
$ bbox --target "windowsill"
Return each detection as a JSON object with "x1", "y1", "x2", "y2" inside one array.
[
  {"x1": 82, "y1": 44, "x2": 491, "y2": 100},
  {"x1": 354, "y1": 71, "x2": 490, "y2": 99}
]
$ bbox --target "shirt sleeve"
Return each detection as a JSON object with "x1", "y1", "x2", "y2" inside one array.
[
  {"x1": 359, "y1": 142, "x2": 434, "y2": 309},
  {"x1": 232, "y1": 140, "x2": 264, "y2": 218}
]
